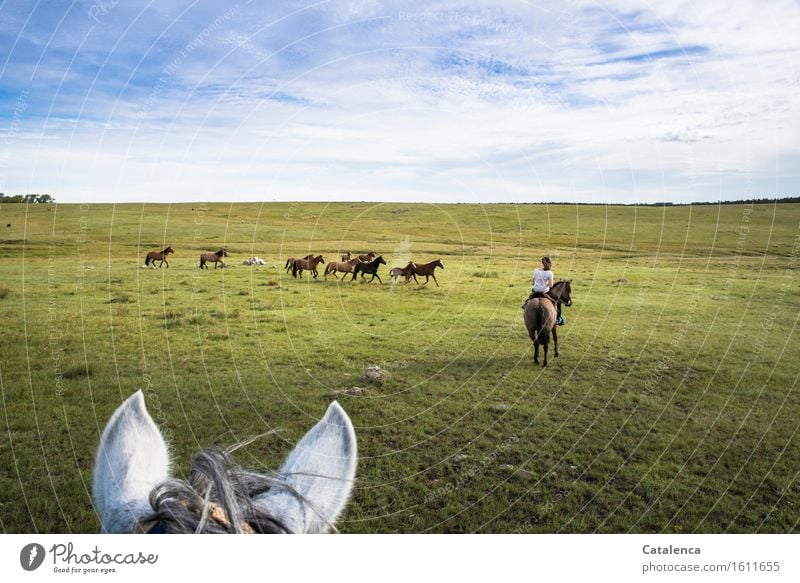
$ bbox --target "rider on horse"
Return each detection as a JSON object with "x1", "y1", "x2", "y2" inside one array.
[{"x1": 522, "y1": 256, "x2": 565, "y2": 325}]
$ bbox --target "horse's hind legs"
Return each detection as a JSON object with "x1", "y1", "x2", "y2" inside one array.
[{"x1": 533, "y1": 342, "x2": 540, "y2": 365}]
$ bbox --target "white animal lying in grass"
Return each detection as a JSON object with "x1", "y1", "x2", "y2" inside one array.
[
  {"x1": 93, "y1": 391, "x2": 357, "y2": 533},
  {"x1": 243, "y1": 257, "x2": 267, "y2": 265}
]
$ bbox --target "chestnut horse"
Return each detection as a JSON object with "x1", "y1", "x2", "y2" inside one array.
[
  {"x1": 410, "y1": 259, "x2": 444, "y2": 286},
  {"x1": 292, "y1": 255, "x2": 325, "y2": 278},
  {"x1": 199, "y1": 248, "x2": 228, "y2": 269},
  {"x1": 523, "y1": 280, "x2": 573, "y2": 367},
  {"x1": 285, "y1": 254, "x2": 314, "y2": 274},
  {"x1": 324, "y1": 257, "x2": 361, "y2": 279},
  {"x1": 144, "y1": 247, "x2": 174, "y2": 269}
]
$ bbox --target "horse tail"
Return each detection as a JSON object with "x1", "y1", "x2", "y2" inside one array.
[
  {"x1": 535, "y1": 307, "x2": 548, "y2": 344},
  {"x1": 144, "y1": 255, "x2": 150, "y2": 266},
  {"x1": 292, "y1": 261, "x2": 299, "y2": 278}
]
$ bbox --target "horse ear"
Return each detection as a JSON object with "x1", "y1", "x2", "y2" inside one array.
[
  {"x1": 254, "y1": 401, "x2": 357, "y2": 533},
  {"x1": 92, "y1": 391, "x2": 170, "y2": 533}
]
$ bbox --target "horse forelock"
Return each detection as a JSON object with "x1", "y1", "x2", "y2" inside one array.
[{"x1": 142, "y1": 447, "x2": 293, "y2": 534}]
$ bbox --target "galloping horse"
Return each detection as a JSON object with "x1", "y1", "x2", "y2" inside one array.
[
  {"x1": 144, "y1": 247, "x2": 174, "y2": 269},
  {"x1": 352, "y1": 255, "x2": 386, "y2": 283},
  {"x1": 285, "y1": 254, "x2": 314, "y2": 274},
  {"x1": 411, "y1": 259, "x2": 444, "y2": 286},
  {"x1": 357, "y1": 251, "x2": 376, "y2": 262},
  {"x1": 93, "y1": 391, "x2": 356, "y2": 533},
  {"x1": 199, "y1": 248, "x2": 228, "y2": 269},
  {"x1": 340, "y1": 251, "x2": 352, "y2": 261},
  {"x1": 324, "y1": 257, "x2": 361, "y2": 279},
  {"x1": 292, "y1": 255, "x2": 325, "y2": 278},
  {"x1": 390, "y1": 262, "x2": 416, "y2": 283},
  {"x1": 523, "y1": 280, "x2": 573, "y2": 367}
]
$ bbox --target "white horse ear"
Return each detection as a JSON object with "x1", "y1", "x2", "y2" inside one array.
[
  {"x1": 92, "y1": 391, "x2": 170, "y2": 533},
  {"x1": 255, "y1": 401, "x2": 357, "y2": 533}
]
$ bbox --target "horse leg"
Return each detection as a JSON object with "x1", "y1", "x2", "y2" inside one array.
[
  {"x1": 542, "y1": 343, "x2": 549, "y2": 368},
  {"x1": 374, "y1": 273, "x2": 382, "y2": 284},
  {"x1": 432, "y1": 273, "x2": 439, "y2": 287},
  {"x1": 553, "y1": 326, "x2": 559, "y2": 358},
  {"x1": 533, "y1": 341, "x2": 540, "y2": 365}
]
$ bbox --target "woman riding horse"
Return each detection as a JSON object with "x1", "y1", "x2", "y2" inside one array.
[{"x1": 523, "y1": 280, "x2": 572, "y2": 367}]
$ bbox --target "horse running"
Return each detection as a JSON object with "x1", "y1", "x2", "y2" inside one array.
[
  {"x1": 357, "y1": 252, "x2": 376, "y2": 262},
  {"x1": 523, "y1": 280, "x2": 573, "y2": 367},
  {"x1": 199, "y1": 249, "x2": 228, "y2": 269},
  {"x1": 324, "y1": 257, "x2": 361, "y2": 279},
  {"x1": 352, "y1": 255, "x2": 387, "y2": 283},
  {"x1": 292, "y1": 255, "x2": 325, "y2": 278},
  {"x1": 144, "y1": 247, "x2": 174, "y2": 269},
  {"x1": 93, "y1": 391, "x2": 356, "y2": 533},
  {"x1": 285, "y1": 254, "x2": 314, "y2": 273},
  {"x1": 390, "y1": 262, "x2": 417, "y2": 283},
  {"x1": 410, "y1": 259, "x2": 444, "y2": 286}
]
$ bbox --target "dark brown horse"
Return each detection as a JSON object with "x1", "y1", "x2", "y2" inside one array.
[
  {"x1": 523, "y1": 280, "x2": 572, "y2": 367},
  {"x1": 390, "y1": 262, "x2": 416, "y2": 283},
  {"x1": 410, "y1": 259, "x2": 444, "y2": 286},
  {"x1": 324, "y1": 257, "x2": 361, "y2": 279},
  {"x1": 144, "y1": 246, "x2": 174, "y2": 269},
  {"x1": 285, "y1": 254, "x2": 314, "y2": 273},
  {"x1": 352, "y1": 255, "x2": 386, "y2": 283},
  {"x1": 292, "y1": 255, "x2": 325, "y2": 278},
  {"x1": 199, "y1": 248, "x2": 228, "y2": 269},
  {"x1": 357, "y1": 251, "x2": 376, "y2": 262}
]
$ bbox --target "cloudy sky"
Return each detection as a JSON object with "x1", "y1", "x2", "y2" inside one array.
[{"x1": 1, "y1": 0, "x2": 798, "y2": 203}]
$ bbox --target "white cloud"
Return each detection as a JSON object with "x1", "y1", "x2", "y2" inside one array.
[{"x1": 2, "y1": 0, "x2": 798, "y2": 203}]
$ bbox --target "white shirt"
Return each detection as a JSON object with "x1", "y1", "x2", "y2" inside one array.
[{"x1": 532, "y1": 268, "x2": 553, "y2": 293}]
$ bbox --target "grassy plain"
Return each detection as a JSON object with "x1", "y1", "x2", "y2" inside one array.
[{"x1": 0, "y1": 201, "x2": 798, "y2": 533}]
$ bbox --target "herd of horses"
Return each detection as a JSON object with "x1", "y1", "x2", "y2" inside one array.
[
  {"x1": 143, "y1": 247, "x2": 445, "y2": 286},
  {"x1": 283, "y1": 251, "x2": 445, "y2": 286}
]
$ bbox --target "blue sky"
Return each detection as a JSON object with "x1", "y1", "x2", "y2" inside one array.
[{"x1": 1, "y1": 0, "x2": 798, "y2": 203}]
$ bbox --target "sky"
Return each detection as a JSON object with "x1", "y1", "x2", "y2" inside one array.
[{"x1": 0, "y1": 0, "x2": 798, "y2": 204}]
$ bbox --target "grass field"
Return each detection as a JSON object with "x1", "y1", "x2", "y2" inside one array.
[{"x1": 1, "y1": 201, "x2": 798, "y2": 533}]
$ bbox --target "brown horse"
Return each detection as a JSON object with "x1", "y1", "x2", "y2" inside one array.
[
  {"x1": 523, "y1": 280, "x2": 572, "y2": 367},
  {"x1": 199, "y1": 248, "x2": 228, "y2": 269},
  {"x1": 340, "y1": 251, "x2": 352, "y2": 261},
  {"x1": 144, "y1": 246, "x2": 174, "y2": 269},
  {"x1": 390, "y1": 262, "x2": 416, "y2": 283},
  {"x1": 292, "y1": 255, "x2": 325, "y2": 278},
  {"x1": 352, "y1": 255, "x2": 386, "y2": 283},
  {"x1": 285, "y1": 254, "x2": 314, "y2": 273},
  {"x1": 357, "y1": 251, "x2": 376, "y2": 262},
  {"x1": 410, "y1": 259, "x2": 444, "y2": 286},
  {"x1": 324, "y1": 257, "x2": 361, "y2": 279}
]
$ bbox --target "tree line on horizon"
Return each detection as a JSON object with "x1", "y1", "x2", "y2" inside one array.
[{"x1": 0, "y1": 193, "x2": 55, "y2": 204}]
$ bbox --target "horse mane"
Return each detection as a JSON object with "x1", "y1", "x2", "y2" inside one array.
[{"x1": 143, "y1": 446, "x2": 296, "y2": 534}]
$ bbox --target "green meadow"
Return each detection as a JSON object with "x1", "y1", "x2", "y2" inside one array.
[{"x1": 0, "y1": 201, "x2": 798, "y2": 533}]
